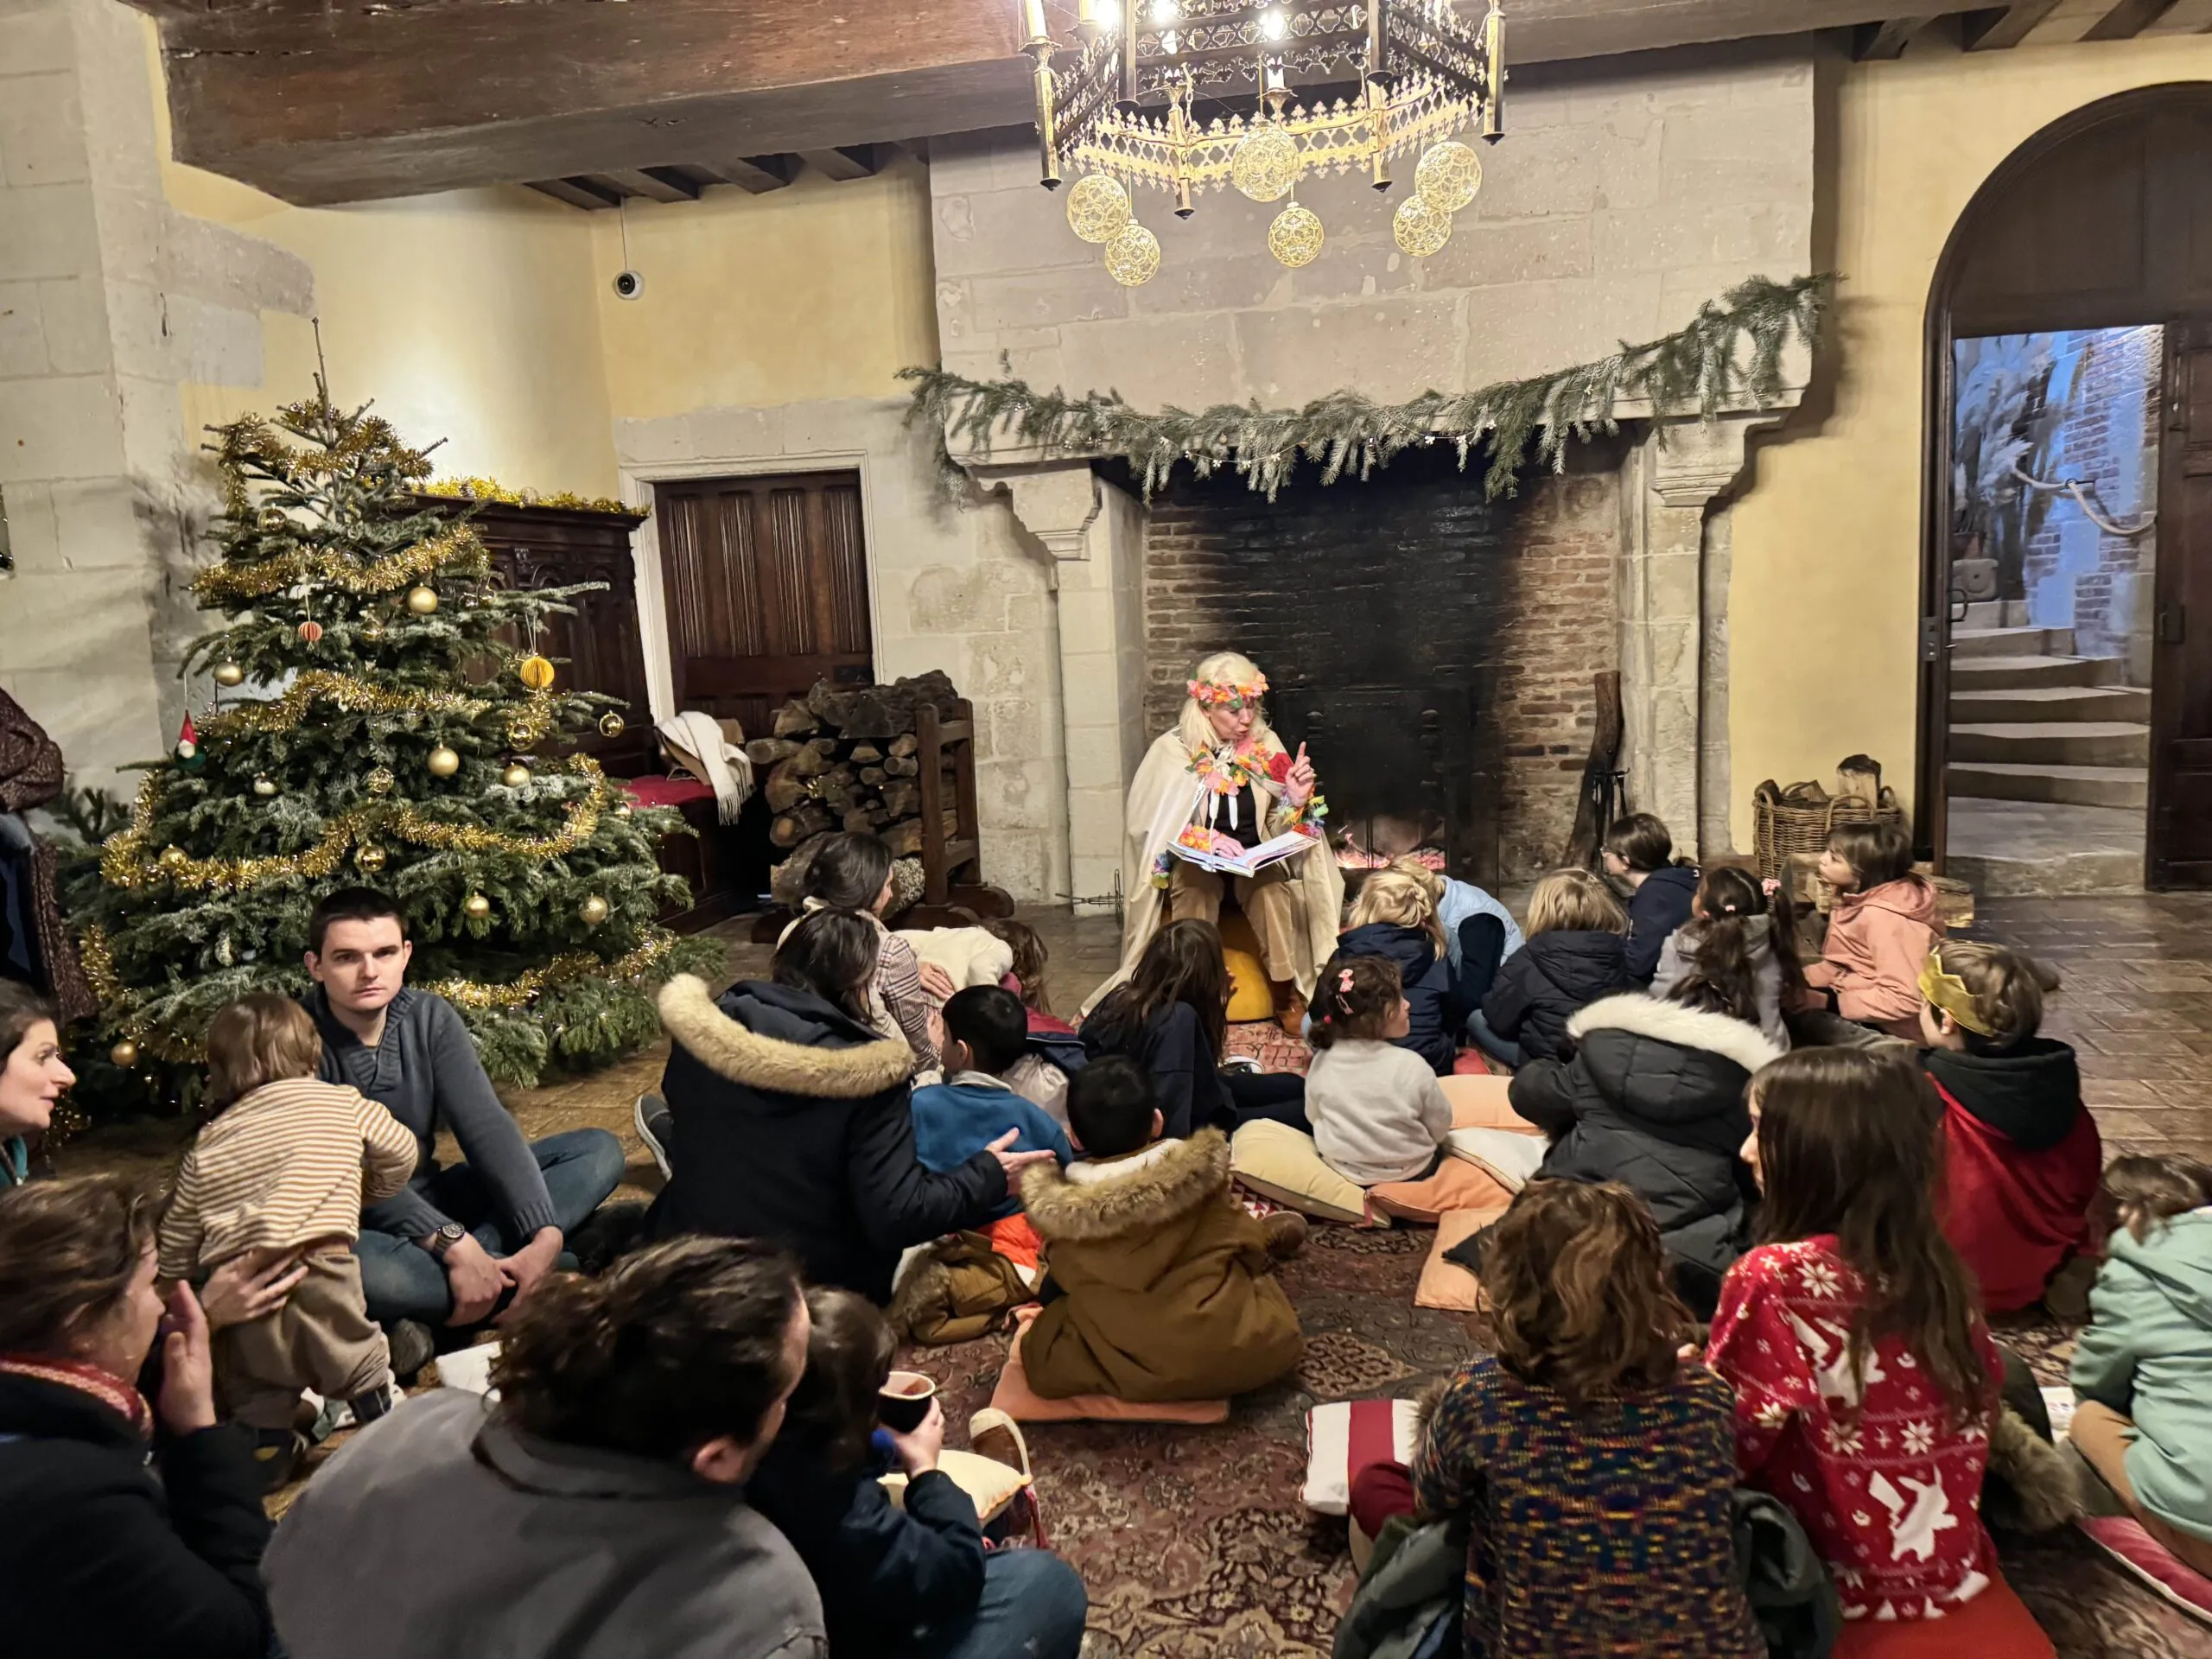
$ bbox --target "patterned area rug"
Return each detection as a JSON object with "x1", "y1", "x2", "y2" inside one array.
[{"x1": 902, "y1": 1223, "x2": 2212, "y2": 1658}]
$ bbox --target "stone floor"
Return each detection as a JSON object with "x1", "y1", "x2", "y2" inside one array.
[{"x1": 1948, "y1": 798, "x2": 2147, "y2": 898}]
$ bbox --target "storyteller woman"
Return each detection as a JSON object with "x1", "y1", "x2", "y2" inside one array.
[{"x1": 1092, "y1": 652, "x2": 1342, "y2": 1028}]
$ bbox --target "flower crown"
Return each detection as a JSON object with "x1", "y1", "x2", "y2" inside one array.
[{"x1": 1187, "y1": 672, "x2": 1268, "y2": 709}]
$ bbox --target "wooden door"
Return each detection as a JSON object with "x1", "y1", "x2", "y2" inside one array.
[
  {"x1": 2150, "y1": 326, "x2": 2212, "y2": 886},
  {"x1": 653, "y1": 471, "x2": 874, "y2": 738}
]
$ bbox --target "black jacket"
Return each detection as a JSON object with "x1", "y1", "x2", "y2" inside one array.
[
  {"x1": 1510, "y1": 994, "x2": 1783, "y2": 1311},
  {"x1": 1480, "y1": 931, "x2": 1634, "y2": 1063},
  {"x1": 747, "y1": 1433, "x2": 985, "y2": 1656},
  {"x1": 647, "y1": 975, "x2": 1007, "y2": 1304},
  {"x1": 1624, "y1": 866, "x2": 1699, "y2": 983},
  {"x1": 1338, "y1": 922, "x2": 1456, "y2": 1074},
  {"x1": 1081, "y1": 995, "x2": 1223, "y2": 1141},
  {"x1": 1920, "y1": 1039, "x2": 2084, "y2": 1152},
  {"x1": 0, "y1": 1368, "x2": 274, "y2": 1659}
]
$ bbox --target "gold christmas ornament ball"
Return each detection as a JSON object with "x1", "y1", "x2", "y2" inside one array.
[
  {"x1": 613, "y1": 803, "x2": 634, "y2": 818},
  {"x1": 1230, "y1": 124, "x2": 1300, "y2": 203},
  {"x1": 501, "y1": 762, "x2": 531, "y2": 788},
  {"x1": 1392, "y1": 194, "x2": 1453, "y2": 257},
  {"x1": 109, "y1": 1039, "x2": 140, "y2": 1069},
  {"x1": 518, "y1": 655, "x2": 557, "y2": 691},
  {"x1": 426, "y1": 745, "x2": 461, "y2": 779},
  {"x1": 360, "y1": 618, "x2": 388, "y2": 643},
  {"x1": 1414, "y1": 140, "x2": 1483, "y2": 213},
  {"x1": 1065, "y1": 172, "x2": 1132, "y2": 244},
  {"x1": 462, "y1": 892, "x2": 493, "y2": 921},
  {"x1": 296, "y1": 620, "x2": 325, "y2": 645},
  {"x1": 404, "y1": 585, "x2": 440, "y2": 616},
  {"x1": 355, "y1": 843, "x2": 388, "y2": 874},
  {"x1": 213, "y1": 661, "x2": 245, "y2": 688},
  {"x1": 1268, "y1": 201, "x2": 1324, "y2": 269},
  {"x1": 365, "y1": 766, "x2": 396, "y2": 797},
  {"x1": 1103, "y1": 221, "x2": 1161, "y2": 288},
  {"x1": 597, "y1": 712, "x2": 626, "y2": 739},
  {"x1": 251, "y1": 775, "x2": 277, "y2": 797},
  {"x1": 157, "y1": 845, "x2": 188, "y2": 871},
  {"x1": 581, "y1": 894, "x2": 611, "y2": 926}
]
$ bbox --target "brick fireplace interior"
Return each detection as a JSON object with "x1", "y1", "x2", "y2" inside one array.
[{"x1": 1139, "y1": 440, "x2": 1630, "y2": 887}]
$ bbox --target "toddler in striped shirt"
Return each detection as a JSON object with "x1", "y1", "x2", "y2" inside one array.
[{"x1": 158, "y1": 994, "x2": 418, "y2": 1487}]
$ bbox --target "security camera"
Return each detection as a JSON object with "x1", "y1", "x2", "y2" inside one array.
[{"x1": 613, "y1": 270, "x2": 645, "y2": 301}]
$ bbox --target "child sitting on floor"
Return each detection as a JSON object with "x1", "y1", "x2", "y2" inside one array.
[
  {"x1": 909, "y1": 986, "x2": 1074, "y2": 1218},
  {"x1": 1338, "y1": 864, "x2": 1455, "y2": 1074},
  {"x1": 1020, "y1": 1056, "x2": 1304, "y2": 1402},
  {"x1": 1708, "y1": 1047, "x2": 2056, "y2": 1657},
  {"x1": 1916, "y1": 941, "x2": 2102, "y2": 1317},
  {"x1": 1798, "y1": 818, "x2": 1939, "y2": 1042},
  {"x1": 156, "y1": 994, "x2": 418, "y2": 1488},
  {"x1": 746, "y1": 1286, "x2": 1089, "y2": 1659},
  {"x1": 1650, "y1": 864, "x2": 1802, "y2": 1050},
  {"x1": 1351, "y1": 1179, "x2": 1764, "y2": 1658},
  {"x1": 1604, "y1": 812, "x2": 1699, "y2": 986},
  {"x1": 980, "y1": 918, "x2": 1089, "y2": 1129},
  {"x1": 1305, "y1": 955, "x2": 1452, "y2": 1186},
  {"x1": 2069, "y1": 1154, "x2": 2212, "y2": 1584},
  {"x1": 1470, "y1": 868, "x2": 1633, "y2": 1069}
]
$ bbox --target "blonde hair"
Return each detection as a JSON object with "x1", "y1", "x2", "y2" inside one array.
[
  {"x1": 1176, "y1": 650, "x2": 1281, "y2": 757},
  {"x1": 1525, "y1": 868, "x2": 1628, "y2": 937},
  {"x1": 205, "y1": 993, "x2": 324, "y2": 1111},
  {"x1": 1348, "y1": 866, "x2": 1446, "y2": 951}
]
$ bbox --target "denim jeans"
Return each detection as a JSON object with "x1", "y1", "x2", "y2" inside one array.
[
  {"x1": 914, "y1": 1548, "x2": 1089, "y2": 1659},
  {"x1": 354, "y1": 1128, "x2": 626, "y2": 1326},
  {"x1": 1462, "y1": 1007, "x2": 1524, "y2": 1070}
]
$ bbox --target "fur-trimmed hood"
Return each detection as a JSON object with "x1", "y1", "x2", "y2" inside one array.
[
  {"x1": 657, "y1": 974, "x2": 914, "y2": 1101},
  {"x1": 1021, "y1": 1129, "x2": 1231, "y2": 1243},
  {"x1": 1567, "y1": 994, "x2": 1784, "y2": 1079}
]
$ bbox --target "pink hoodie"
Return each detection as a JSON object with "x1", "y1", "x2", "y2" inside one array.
[{"x1": 1801, "y1": 877, "x2": 1940, "y2": 1038}]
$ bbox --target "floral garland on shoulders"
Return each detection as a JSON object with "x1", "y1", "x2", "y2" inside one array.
[{"x1": 1148, "y1": 745, "x2": 1328, "y2": 888}]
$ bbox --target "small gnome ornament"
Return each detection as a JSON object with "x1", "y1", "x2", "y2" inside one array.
[{"x1": 173, "y1": 714, "x2": 206, "y2": 773}]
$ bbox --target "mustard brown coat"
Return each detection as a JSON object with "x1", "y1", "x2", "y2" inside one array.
[{"x1": 1019, "y1": 1129, "x2": 1302, "y2": 1401}]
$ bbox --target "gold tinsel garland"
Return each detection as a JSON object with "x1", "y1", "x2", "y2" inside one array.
[
  {"x1": 81, "y1": 923, "x2": 680, "y2": 1058},
  {"x1": 103, "y1": 754, "x2": 616, "y2": 893},
  {"x1": 422, "y1": 477, "x2": 641, "y2": 518},
  {"x1": 213, "y1": 405, "x2": 435, "y2": 517},
  {"x1": 191, "y1": 526, "x2": 490, "y2": 607}
]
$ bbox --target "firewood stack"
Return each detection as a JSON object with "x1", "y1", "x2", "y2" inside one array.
[{"x1": 748, "y1": 670, "x2": 966, "y2": 877}]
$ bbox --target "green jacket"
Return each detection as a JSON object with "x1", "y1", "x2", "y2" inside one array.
[{"x1": 2070, "y1": 1208, "x2": 2212, "y2": 1541}]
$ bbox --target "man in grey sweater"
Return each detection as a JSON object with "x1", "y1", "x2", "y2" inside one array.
[{"x1": 302, "y1": 888, "x2": 625, "y2": 1337}]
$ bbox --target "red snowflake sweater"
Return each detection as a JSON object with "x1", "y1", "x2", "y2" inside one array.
[{"x1": 1707, "y1": 1237, "x2": 2004, "y2": 1621}]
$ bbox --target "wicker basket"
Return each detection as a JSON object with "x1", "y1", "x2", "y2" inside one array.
[{"x1": 1752, "y1": 779, "x2": 1907, "y2": 882}]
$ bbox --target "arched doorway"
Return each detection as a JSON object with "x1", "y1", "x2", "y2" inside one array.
[{"x1": 1919, "y1": 85, "x2": 2212, "y2": 893}]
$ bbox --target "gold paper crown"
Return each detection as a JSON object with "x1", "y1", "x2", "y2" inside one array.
[{"x1": 1917, "y1": 952, "x2": 1994, "y2": 1036}]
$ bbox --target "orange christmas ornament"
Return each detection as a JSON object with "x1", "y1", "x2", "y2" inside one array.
[{"x1": 296, "y1": 620, "x2": 325, "y2": 645}]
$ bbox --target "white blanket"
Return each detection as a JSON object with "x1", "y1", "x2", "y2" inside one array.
[{"x1": 656, "y1": 709, "x2": 754, "y2": 824}]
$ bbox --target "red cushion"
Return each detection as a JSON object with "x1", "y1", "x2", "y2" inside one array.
[{"x1": 624, "y1": 775, "x2": 716, "y2": 809}]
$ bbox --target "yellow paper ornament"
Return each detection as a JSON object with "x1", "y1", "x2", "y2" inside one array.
[
  {"x1": 1230, "y1": 125, "x2": 1300, "y2": 203},
  {"x1": 213, "y1": 662, "x2": 245, "y2": 688},
  {"x1": 1393, "y1": 194, "x2": 1452, "y2": 257},
  {"x1": 405, "y1": 586, "x2": 440, "y2": 616},
  {"x1": 1065, "y1": 173, "x2": 1133, "y2": 244},
  {"x1": 518, "y1": 656, "x2": 556, "y2": 690},
  {"x1": 109, "y1": 1039, "x2": 140, "y2": 1069},
  {"x1": 1268, "y1": 201, "x2": 1324, "y2": 269},
  {"x1": 426, "y1": 745, "x2": 461, "y2": 778},
  {"x1": 581, "y1": 894, "x2": 610, "y2": 926},
  {"x1": 1103, "y1": 222, "x2": 1160, "y2": 288},
  {"x1": 1414, "y1": 140, "x2": 1483, "y2": 213}
]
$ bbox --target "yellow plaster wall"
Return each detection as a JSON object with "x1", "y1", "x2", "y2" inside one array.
[
  {"x1": 1726, "y1": 37, "x2": 2212, "y2": 850},
  {"x1": 587, "y1": 156, "x2": 941, "y2": 422}
]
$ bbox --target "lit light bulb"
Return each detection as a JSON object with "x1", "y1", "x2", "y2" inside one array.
[
  {"x1": 1150, "y1": 0, "x2": 1177, "y2": 22},
  {"x1": 1095, "y1": 0, "x2": 1122, "y2": 25},
  {"x1": 1260, "y1": 7, "x2": 1287, "y2": 40}
]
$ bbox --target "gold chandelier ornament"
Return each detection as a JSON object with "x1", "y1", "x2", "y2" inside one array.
[
  {"x1": 1268, "y1": 200, "x2": 1324, "y2": 268},
  {"x1": 1065, "y1": 171, "x2": 1134, "y2": 242},
  {"x1": 1022, "y1": 0, "x2": 1505, "y2": 270},
  {"x1": 1393, "y1": 192, "x2": 1452, "y2": 257},
  {"x1": 1414, "y1": 138, "x2": 1483, "y2": 213}
]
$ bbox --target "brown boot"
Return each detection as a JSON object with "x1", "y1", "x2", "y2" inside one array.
[
  {"x1": 1273, "y1": 982, "x2": 1308, "y2": 1038},
  {"x1": 1262, "y1": 1210, "x2": 1309, "y2": 1260}
]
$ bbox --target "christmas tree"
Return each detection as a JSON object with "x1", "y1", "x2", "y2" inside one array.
[{"x1": 66, "y1": 385, "x2": 720, "y2": 1100}]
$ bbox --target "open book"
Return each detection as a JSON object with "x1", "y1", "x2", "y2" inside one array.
[{"x1": 1166, "y1": 828, "x2": 1317, "y2": 880}]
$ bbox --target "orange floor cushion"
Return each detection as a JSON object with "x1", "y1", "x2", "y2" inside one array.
[
  {"x1": 987, "y1": 1314, "x2": 1230, "y2": 1425},
  {"x1": 1366, "y1": 1157, "x2": 1517, "y2": 1224},
  {"x1": 1415, "y1": 1210, "x2": 1503, "y2": 1312},
  {"x1": 1440, "y1": 1073, "x2": 1537, "y2": 1133},
  {"x1": 1218, "y1": 910, "x2": 1276, "y2": 1022}
]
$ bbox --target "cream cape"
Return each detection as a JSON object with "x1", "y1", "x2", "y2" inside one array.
[{"x1": 1083, "y1": 728, "x2": 1344, "y2": 1012}]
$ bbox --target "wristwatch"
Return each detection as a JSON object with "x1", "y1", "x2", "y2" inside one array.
[{"x1": 424, "y1": 1222, "x2": 467, "y2": 1261}]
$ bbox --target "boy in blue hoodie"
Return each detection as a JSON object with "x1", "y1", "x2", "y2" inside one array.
[{"x1": 911, "y1": 987, "x2": 1074, "y2": 1216}]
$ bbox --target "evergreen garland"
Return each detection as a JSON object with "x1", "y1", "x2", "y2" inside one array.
[{"x1": 903, "y1": 272, "x2": 1832, "y2": 499}]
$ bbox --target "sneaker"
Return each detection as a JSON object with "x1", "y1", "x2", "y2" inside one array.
[
  {"x1": 250, "y1": 1427, "x2": 306, "y2": 1492},
  {"x1": 968, "y1": 1408, "x2": 1032, "y2": 1480},
  {"x1": 635, "y1": 1092, "x2": 673, "y2": 1179},
  {"x1": 386, "y1": 1318, "x2": 436, "y2": 1384},
  {"x1": 1262, "y1": 1210, "x2": 1309, "y2": 1260}
]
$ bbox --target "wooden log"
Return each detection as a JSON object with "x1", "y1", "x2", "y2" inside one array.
[
  {"x1": 847, "y1": 742, "x2": 883, "y2": 765},
  {"x1": 882, "y1": 755, "x2": 918, "y2": 778},
  {"x1": 771, "y1": 700, "x2": 819, "y2": 738},
  {"x1": 786, "y1": 745, "x2": 829, "y2": 778},
  {"x1": 881, "y1": 817, "x2": 924, "y2": 857},
  {"x1": 744, "y1": 736, "x2": 804, "y2": 766},
  {"x1": 859, "y1": 765, "x2": 887, "y2": 786},
  {"x1": 806, "y1": 736, "x2": 841, "y2": 760},
  {"x1": 887, "y1": 733, "x2": 919, "y2": 759},
  {"x1": 768, "y1": 832, "x2": 835, "y2": 908},
  {"x1": 763, "y1": 761, "x2": 816, "y2": 814},
  {"x1": 842, "y1": 806, "x2": 889, "y2": 834},
  {"x1": 880, "y1": 779, "x2": 920, "y2": 818},
  {"x1": 771, "y1": 803, "x2": 834, "y2": 848}
]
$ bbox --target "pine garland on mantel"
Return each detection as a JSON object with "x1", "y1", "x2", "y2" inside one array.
[{"x1": 903, "y1": 272, "x2": 1833, "y2": 501}]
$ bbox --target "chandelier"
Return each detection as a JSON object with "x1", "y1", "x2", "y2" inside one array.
[{"x1": 1021, "y1": 0, "x2": 1505, "y2": 285}]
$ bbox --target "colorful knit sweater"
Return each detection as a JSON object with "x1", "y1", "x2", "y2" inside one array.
[{"x1": 1409, "y1": 1355, "x2": 1763, "y2": 1658}]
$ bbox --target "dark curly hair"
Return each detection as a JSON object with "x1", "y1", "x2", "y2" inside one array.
[{"x1": 1307, "y1": 952, "x2": 1403, "y2": 1050}]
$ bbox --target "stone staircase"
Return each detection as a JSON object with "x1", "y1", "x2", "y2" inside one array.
[{"x1": 1944, "y1": 601, "x2": 2148, "y2": 893}]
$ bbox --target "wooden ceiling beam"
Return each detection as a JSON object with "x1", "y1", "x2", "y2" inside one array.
[
  {"x1": 597, "y1": 167, "x2": 703, "y2": 203},
  {"x1": 524, "y1": 176, "x2": 625, "y2": 211},
  {"x1": 2083, "y1": 0, "x2": 2182, "y2": 36},
  {"x1": 1959, "y1": 1, "x2": 2066, "y2": 48},
  {"x1": 1853, "y1": 15, "x2": 1937, "y2": 57},
  {"x1": 690, "y1": 155, "x2": 801, "y2": 193},
  {"x1": 798, "y1": 145, "x2": 882, "y2": 181}
]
